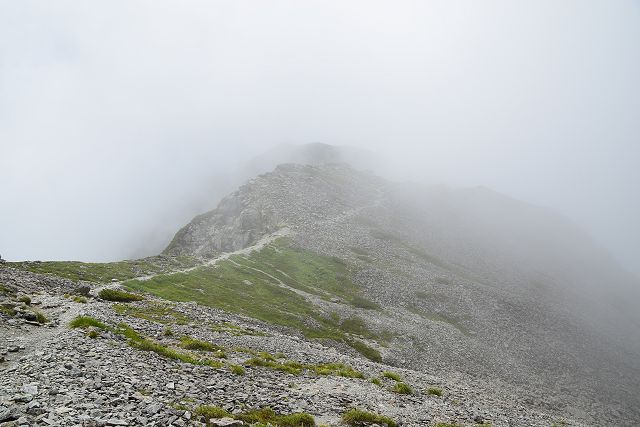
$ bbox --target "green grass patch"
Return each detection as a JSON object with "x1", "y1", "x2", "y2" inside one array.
[
  {"x1": 391, "y1": 382, "x2": 413, "y2": 394},
  {"x1": 382, "y1": 371, "x2": 402, "y2": 381},
  {"x1": 34, "y1": 310, "x2": 47, "y2": 324},
  {"x1": 72, "y1": 296, "x2": 88, "y2": 303},
  {"x1": 5, "y1": 256, "x2": 199, "y2": 283},
  {"x1": 117, "y1": 324, "x2": 223, "y2": 368},
  {"x1": 0, "y1": 306, "x2": 17, "y2": 316},
  {"x1": 179, "y1": 336, "x2": 226, "y2": 358},
  {"x1": 245, "y1": 355, "x2": 364, "y2": 379},
  {"x1": 195, "y1": 405, "x2": 230, "y2": 419},
  {"x1": 18, "y1": 296, "x2": 31, "y2": 305},
  {"x1": 427, "y1": 387, "x2": 443, "y2": 396},
  {"x1": 230, "y1": 364, "x2": 245, "y2": 375},
  {"x1": 124, "y1": 239, "x2": 386, "y2": 361},
  {"x1": 194, "y1": 406, "x2": 314, "y2": 427},
  {"x1": 99, "y1": 289, "x2": 144, "y2": 302},
  {"x1": 342, "y1": 409, "x2": 396, "y2": 427},
  {"x1": 69, "y1": 315, "x2": 108, "y2": 330},
  {"x1": 235, "y1": 408, "x2": 315, "y2": 427}
]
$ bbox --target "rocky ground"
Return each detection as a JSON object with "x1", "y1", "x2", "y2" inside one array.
[{"x1": 1, "y1": 268, "x2": 576, "y2": 427}]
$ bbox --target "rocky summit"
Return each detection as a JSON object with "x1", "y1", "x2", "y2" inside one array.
[{"x1": 2, "y1": 162, "x2": 639, "y2": 427}]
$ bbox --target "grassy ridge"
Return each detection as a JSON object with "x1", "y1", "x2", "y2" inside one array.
[
  {"x1": 124, "y1": 239, "x2": 384, "y2": 361},
  {"x1": 6, "y1": 256, "x2": 199, "y2": 283}
]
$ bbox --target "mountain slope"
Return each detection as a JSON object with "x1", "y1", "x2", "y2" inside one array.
[
  {"x1": 161, "y1": 162, "x2": 640, "y2": 425},
  {"x1": 3, "y1": 161, "x2": 639, "y2": 426}
]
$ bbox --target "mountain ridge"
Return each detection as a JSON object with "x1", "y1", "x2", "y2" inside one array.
[{"x1": 2, "y1": 159, "x2": 639, "y2": 426}]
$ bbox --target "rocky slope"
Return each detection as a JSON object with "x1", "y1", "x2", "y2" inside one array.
[
  {"x1": 2, "y1": 161, "x2": 639, "y2": 426},
  {"x1": 1, "y1": 268, "x2": 577, "y2": 427},
  {"x1": 163, "y1": 163, "x2": 640, "y2": 425}
]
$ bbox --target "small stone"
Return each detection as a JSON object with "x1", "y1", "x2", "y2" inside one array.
[{"x1": 209, "y1": 418, "x2": 244, "y2": 427}]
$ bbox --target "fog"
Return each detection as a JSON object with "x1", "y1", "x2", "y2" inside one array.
[{"x1": 1, "y1": 1, "x2": 639, "y2": 276}]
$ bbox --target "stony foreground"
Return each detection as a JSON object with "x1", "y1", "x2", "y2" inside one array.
[{"x1": 0, "y1": 268, "x2": 578, "y2": 427}]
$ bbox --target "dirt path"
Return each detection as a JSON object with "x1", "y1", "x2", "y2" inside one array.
[{"x1": 0, "y1": 295, "x2": 83, "y2": 373}]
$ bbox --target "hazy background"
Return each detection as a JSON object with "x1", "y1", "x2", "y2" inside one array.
[{"x1": 1, "y1": 1, "x2": 638, "y2": 276}]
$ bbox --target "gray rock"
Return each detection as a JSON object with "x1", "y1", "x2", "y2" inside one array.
[{"x1": 209, "y1": 418, "x2": 244, "y2": 427}]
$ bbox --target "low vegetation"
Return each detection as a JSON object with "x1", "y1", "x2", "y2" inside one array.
[
  {"x1": 427, "y1": 387, "x2": 443, "y2": 396},
  {"x1": 117, "y1": 324, "x2": 223, "y2": 368},
  {"x1": 34, "y1": 310, "x2": 48, "y2": 324},
  {"x1": 194, "y1": 406, "x2": 315, "y2": 427},
  {"x1": 245, "y1": 353, "x2": 364, "y2": 378},
  {"x1": 18, "y1": 295, "x2": 31, "y2": 305},
  {"x1": 179, "y1": 336, "x2": 226, "y2": 358},
  {"x1": 6, "y1": 256, "x2": 199, "y2": 283},
  {"x1": 230, "y1": 364, "x2": 245, "y2": 375},
  {"x1": 342, "y1": 408, "x2": 396, "y2": 427},
  {"x1": 391, "y1": 382, "x2": 413, "y2": 394},
  {"x1": 99, "y1": 289, "x2": 144, "y2": 302},
  {"x1": 0, "y1": 306, "x2": 17, "y2": 316},
  {"x1": 124, "y1": 239, "x2": 388, "y2": 361},
  {"x1": 69, "y1": 315, "x2": 108, "y2": 330},
  {"x1": 349, "y1": 294, "x2": 381, "y2": 310},
  {"x1": 382, "y1": 371, "x2": 402, "y2": 382}
]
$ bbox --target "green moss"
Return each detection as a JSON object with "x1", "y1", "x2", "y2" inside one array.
[
  {"x1": 391, "y1": 382, "x2": 413, "y2": 394},
  {"x1": 179, "y1": 336, "x2": 226, "y2": 358},
  {"x1": 88, "y1": 330, "x2": 99, "y2": 339},
  {"x1": 382, "y1": 371, "x2": 402, "y2": 381},
  {"x1": 0, "y1": 306, "x2": 17, "y2": 316},
  {"x1": 235, "y1": 408, "x2": 315, "y2": 427},
  {"x1": 72, "y1": 296, "x2": 88, "y2": 303},
  {"x1": 99, "y1": 289, "x2": 144, "y2": 302},
  {"x1": 69, "y1": 315, "x2": 108, "y2": 330},
  {"x1": 370, "y1": 377, "x2": 382, "y2": 386},
  {"x1": 230, "y1": 364, "x2": 245, "y2": 375},
  {"x1": 342, "y1": 409, "x2": 396, "y2": 427},
  {"x1": 195, "y1": 405, "x2": 230, "y2": 419},
  {"x1": 427, "y1": 387, "x2": 443, "y2": 396}
]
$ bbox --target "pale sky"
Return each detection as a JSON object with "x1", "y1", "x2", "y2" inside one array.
[{"x1": 1, "y1": 1, "x2": 639, "y2": 275}]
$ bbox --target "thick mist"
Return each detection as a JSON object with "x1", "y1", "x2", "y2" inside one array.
[{"x1": 1, "y1": 1, "x2": 639, "y2": 276}]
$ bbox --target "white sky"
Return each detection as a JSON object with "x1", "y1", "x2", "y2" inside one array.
[{"x1": 1, "y1": 1, "x2": 639, "y2": 275}]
